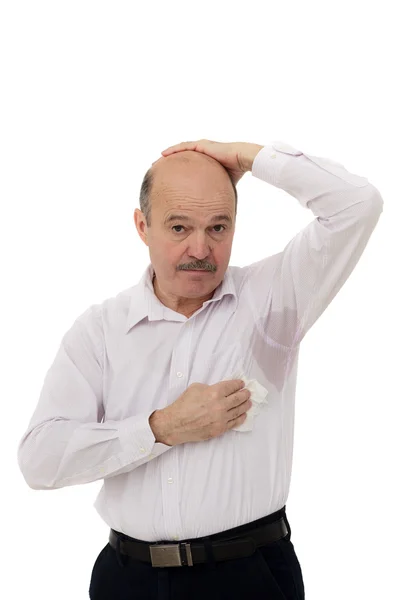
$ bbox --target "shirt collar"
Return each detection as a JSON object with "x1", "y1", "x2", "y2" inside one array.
[{"x1": 125, "y1": 262, "x2": 238, "y2": 334}]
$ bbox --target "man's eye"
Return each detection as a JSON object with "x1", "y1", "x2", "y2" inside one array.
[{"x1": 172, "y1": 225, "x2": 226, "y2": 233}]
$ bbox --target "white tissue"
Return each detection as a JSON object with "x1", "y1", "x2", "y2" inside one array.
[{"x1": 226, "y1": 368, "x2": 269, "y2": 432}]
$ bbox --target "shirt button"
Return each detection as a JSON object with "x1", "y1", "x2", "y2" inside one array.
[
  {"x1": 149, "y1": 453, "x2": 155, "y2": 458},
  {"x1": 270, "y1": 153, "x2": 276, "y2": 158},
  {"x1": 167, "y1": 477, "x2": 173, "y2": 484},
  {"x1": 176, "y1": 372, "x2": 183, "y2": 378},
  {"x1": 139, "y1": 447, "x2": 146, "y2": 453},
  {"x1": 172, "y1": 535, "x2": 179, "y2": 541}
]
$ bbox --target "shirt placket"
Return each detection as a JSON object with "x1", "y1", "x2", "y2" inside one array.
[{"x1": 161, "y1": 320, "x2": 194, "y2": 541}]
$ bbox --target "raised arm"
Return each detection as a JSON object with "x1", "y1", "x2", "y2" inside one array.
[{"x1": 243, "y1": 141, "x2": 384, "y2": 349}]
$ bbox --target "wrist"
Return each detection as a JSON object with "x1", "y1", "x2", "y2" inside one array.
[
  {"x1": 149, "y1": 409, "x2": 176, "y2": 447},
  {"x1": 242, "y1": 144, "x2": 264, "y2": 172}
]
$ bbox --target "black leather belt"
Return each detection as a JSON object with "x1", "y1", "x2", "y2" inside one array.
[{"x1": 109, "y1": 517, "x2": 288, "y2": 567}]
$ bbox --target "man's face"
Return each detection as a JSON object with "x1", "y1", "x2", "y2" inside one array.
[{"x1": 135, "y1": 151, "x2": 236, "y2": 301}]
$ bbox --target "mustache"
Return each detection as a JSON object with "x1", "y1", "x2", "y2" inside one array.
[{"x1": 178, "y1": 262, "x2": 216, "y2": 272}]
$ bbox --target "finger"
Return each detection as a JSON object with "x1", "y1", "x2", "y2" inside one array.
[{"x1": 161, "y1": 141, "x2": 197, "y2": 155}]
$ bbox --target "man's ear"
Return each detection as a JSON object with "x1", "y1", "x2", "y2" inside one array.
[{"x1": 134, "y1": 209, "x2": 149, "y2": 246}]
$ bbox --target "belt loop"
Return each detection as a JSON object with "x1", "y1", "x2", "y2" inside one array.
[
  {"x1": 283, "y1": 507, "x2": 291, "y2": 541},
  {"x1": 203, "y1": 535, "x2": 216, "y2": 570},
  {"x1": 115, "y1": 535, "x2": 127, "y2": 568}
]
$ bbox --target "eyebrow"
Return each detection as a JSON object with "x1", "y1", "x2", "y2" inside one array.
[{"x1": 164, "y1": 214, "x2": 233, "y2": 225}]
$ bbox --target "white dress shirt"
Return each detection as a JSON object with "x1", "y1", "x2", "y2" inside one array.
[{"x1": 17, "y1": 141, "x2": 384, "y2": 542}]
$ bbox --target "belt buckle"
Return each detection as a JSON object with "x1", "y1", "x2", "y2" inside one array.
[{"x1": 149, "y1": 543, "x2": 193, "y2": 567}]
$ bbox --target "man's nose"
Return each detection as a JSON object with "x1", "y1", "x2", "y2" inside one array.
[{"x1": 187, "y1": 235, "x2": 212, "y2": 259}]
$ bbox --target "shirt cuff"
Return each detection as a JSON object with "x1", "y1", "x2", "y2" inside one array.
[
  {"x1": 118, "y1": 412, "x2": 172, "y2": 461},
  {"x1": 251, "y1": 143, "x2": 289, "y2": 187}
]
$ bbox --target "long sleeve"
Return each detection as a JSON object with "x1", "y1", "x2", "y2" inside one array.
[
  {"x1": 247, "y1": 141, "x2": 384, "y2": 349},
  {"x1": 17, "y1": 304, "x2": 171, "y2": 490}
]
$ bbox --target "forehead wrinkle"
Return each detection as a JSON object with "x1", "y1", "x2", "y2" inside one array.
[{"x1": 164, "y1": 213, "x2": 233, "y2": 225}]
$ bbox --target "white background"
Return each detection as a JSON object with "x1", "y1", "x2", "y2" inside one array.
[{"x1": 2, "y1": 1, "x2": 398, "y2": 598}]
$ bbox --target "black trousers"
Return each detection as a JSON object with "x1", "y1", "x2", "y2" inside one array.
[{"x1": 89, "y1": 506, "x2": 305, "y2": 599}]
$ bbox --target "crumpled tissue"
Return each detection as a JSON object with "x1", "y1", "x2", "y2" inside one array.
[{"x1": 224, "y1": 368, "x2": 269, "y2": 432}]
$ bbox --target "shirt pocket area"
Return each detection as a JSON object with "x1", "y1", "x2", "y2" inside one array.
[{"x1": 192, "y1": 340, "x2": 244, "y2": 386}]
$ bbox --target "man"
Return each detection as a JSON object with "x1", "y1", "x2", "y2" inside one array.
[{"x1": 17, "y1": 138, "x2": 383, "y2": 599}]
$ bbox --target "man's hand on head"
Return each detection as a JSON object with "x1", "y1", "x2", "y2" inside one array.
[{"x1": 153, "y1": 139, "x2": 264, "y2": 186}]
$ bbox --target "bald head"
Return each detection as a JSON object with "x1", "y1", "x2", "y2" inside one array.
[
  {"x1": 151, "y1": 149, "x2": 224, "y2": 175},
  {"x1": 139, "y1": 150, "x2": 238, "y2": 227}
]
